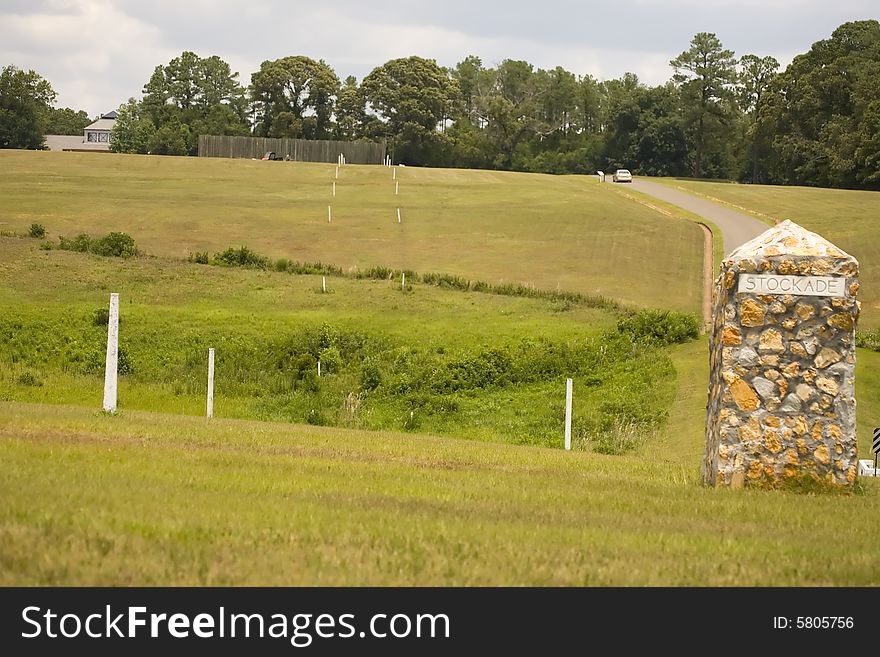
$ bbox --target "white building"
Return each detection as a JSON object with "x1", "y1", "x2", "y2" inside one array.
[{"x1": 45, "y1": 110, "x2": 117, "y2": 152}]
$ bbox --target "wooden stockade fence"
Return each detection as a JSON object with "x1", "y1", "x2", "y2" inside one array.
[{"x1": 198, "y1": 135, "x2": 386, "y2": 165}]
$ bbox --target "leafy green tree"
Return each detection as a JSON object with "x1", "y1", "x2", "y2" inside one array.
[
  {"x1": 110, "y1": 98, "x2": 155, "y2": 154},
  {"x1": 475, "y1": 60, "x2": 542, "y2": 168},
  {"x1": 761, "y1": 20, "x2": 880, "y2": 189},
  {"x1": 361, "y1": 56, "x2": 459, "y2": 165},
  {"x1": 251, "y1": 56, "x2": 339, "y2": 139},
  {"x1": 45, "y1": 107, "x2": 91, "y2": 135},
  {"x1": 738, "y1": 54, "x2": 779, "y2": 182},
  {"x1": 670, "y1": 33, "x2": 738, "y2": 177},
  {"x1": 0, "y1": 65, "x2": 56, "y2": 149},
  {"x1": 142, "y1": 51, "x2": 248, "y2": 154},
  {"x1": 451, "y1": 55, "x2": 488, "y2": 126},
  {"x1": 333, "y1": 76, "x2": 365, "y2": 140},
  {"x1": 148, "y1": 116, "x2": 189, "y2": 156}
]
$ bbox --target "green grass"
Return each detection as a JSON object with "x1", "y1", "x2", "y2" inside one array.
[
  {"x1": 1, "y1": 398, "x2": 878, "y2": 586},
  {"x1": 657, "y1": 178, "x2": 880, "y2": 328},
  {"x1": 0, "y1": 150, "x2": 703, "y2": 312},
  {"x1": 0, "y1": 238, "x2": 680, "y2": 449}
]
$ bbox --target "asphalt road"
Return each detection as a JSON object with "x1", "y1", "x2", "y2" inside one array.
[{"x1": 627, "y1": 178, "x2": 770, "y2": 256}]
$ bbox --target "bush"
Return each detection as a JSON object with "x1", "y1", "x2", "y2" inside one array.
[
  {"x1": 17, "y1": 371, "x2": 42, "y2": 387},
  {"x1": 92, "y1": 307, "x2": 110, "y2": 326},
  {"x1": 616, "y1": 309, "x2": 700, "y2": 345},
  {"x1": 28, "y1": 223, "x2": 46, "y2": 238},
  {"x1": 39, "y1": 240, "x2": 54, "y2": 251},
  {"x1": 318, "y1": 346, "x2": 343, "y2": 374},
  {"x1": 91, "y1": 232, "x2": 138, "y2": 258},
  {"x1": 58, "y1": 232, "x2": 138, "y2": 258},
  {"x1": 58, "y1": 233, "x2": 92, "y2": 253},
  {"x1": 856, "y1": 330, "x2": 880, "y2": 352},
  {"x1": 212, "y1": 246, "x2": 269, "y2": 269},
  {"x1": 360, "y1": 357, "x2": 383, "y2": 391},
  {"x1": 188, "y1": 251, "x2": 209, "y2": 265}
]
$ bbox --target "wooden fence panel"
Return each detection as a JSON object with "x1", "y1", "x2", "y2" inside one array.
[{"x1": 198, "y1": 135, "x2": 386, "y2": 164}]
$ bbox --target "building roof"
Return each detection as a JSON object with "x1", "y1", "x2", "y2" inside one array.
[
  {"x1": 101, "y1": 110, "x2": 118, "y2": 119},
  {"x1": 84, "y1": 117, "x2": 116, "y2": 131},
  {"x1": 44, "y1": 135, "x2": 111, "y2": 151}
]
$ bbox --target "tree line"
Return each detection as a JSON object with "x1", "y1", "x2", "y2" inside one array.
[{"x1": 1, "y1": 19, "x2": 878, "y2": 189}]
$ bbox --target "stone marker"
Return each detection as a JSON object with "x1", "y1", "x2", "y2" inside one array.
[{"x1": 703, "y1": 220, "x2": 860, "y2": 488}]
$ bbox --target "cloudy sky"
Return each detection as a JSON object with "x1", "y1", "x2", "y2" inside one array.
[{"x1": 0, "y1": 0, "x2": 875, "y2": 116}]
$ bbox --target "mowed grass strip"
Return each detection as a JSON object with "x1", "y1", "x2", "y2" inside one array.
[
  {"x1": 0, "y1": 401, "x2": 878, "y2": 586},
  {"x1": 0, "y1": 151, "x2": 703, "y2": 312},
  {"x1": 656, "y1": 178, "x2": 880, "y2": 327}
]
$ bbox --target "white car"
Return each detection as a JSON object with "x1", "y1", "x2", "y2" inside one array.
[{"x1": 612, "y1": 169, "x2": 633, "y2": 183}]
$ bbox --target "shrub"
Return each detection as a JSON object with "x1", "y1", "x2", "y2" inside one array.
[
  {"x1": 58, "y1": 233, "x2": 92, "y2": 253},
  {"x1": 274, "y1": 258, "x2": 291, "y2": 272},
  {"x1": 616, "y1": 309, "x2": 700, "y2": 345},
  {"x1": 39, "y1": 240, "x2": 54, "y2": 251},
  {"x1": 188, "y1": 251, "x2": 209, "y2": 264},
  {"x1": 318, "y1": 346, "x2": 343, "y2": 374},
  {"x1": 92, "y1": 307, "x2": 110, "y2": 326},
  {"x1": 17, "y1": 371, "x2": 42, "y2": 387},
  {"x1": 360, "y1": 357, "x2": 383, "y2": 391},
  {"x1": 28, "y1": 223, "x2": 46, "y2": 238},
  {"x1": 856, "y1": 330, "x2": 880, "y2": 352},
  {"x1": 306, "y1": 408, "x2": 328, "y2": 425},
  {"x1": 58, "y1": 232, "x2": 138, "y2": 258},
  {"x1": 91, "y1": 232, "x2": 138, "y2": 258},
  {"x1": 212, "y1": 246, "x2": 269, "y2": 269}
]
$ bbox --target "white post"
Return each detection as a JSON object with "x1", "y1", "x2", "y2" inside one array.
[
  {"x1": 328, "y1": 205, "x2": 332, "y2": 223},
  {"x1": 332, "y1": 181, "x2": 336, "y2": 197},
  {"x1": 102, "y1": 293, "x2": 119, "y2": 412},
  {"x1": 393, "y1": 167, "x2": 396, "y2": 180},
  {"x1": 397, "y1": 208, "x2": 401, "y2": 224},
  {"x1": 207, "y1": 348, "x2": 215, "y2": 419},
  {"x1": 322, "y1": 275, "x2": 326, "y2": 293},
  {"x1": 564, "y1": 378, "x2": 573, "y2": 451},
  {"x1": 395, "y1": 180, "x2": 399, "y2": 195},
  {"x1": 401, "y1": 272, "x2": 405, "y2": 290},
  {"x1": 317, "y1": 360, "x2": 321, "y2": 377},
  {"x1": 335, "y1": 165, "x2": 338, "y2": 179}
]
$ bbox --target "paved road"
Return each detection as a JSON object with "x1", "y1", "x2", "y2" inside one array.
[{"x1": 628, "y1": 178, "x2": 769, "y2": 256}]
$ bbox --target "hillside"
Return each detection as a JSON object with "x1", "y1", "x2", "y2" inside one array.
[{"x1": 0, "y1": 151, "x2": 704, "y2": 313}]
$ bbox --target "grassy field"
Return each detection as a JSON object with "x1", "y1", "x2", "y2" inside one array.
[
  {"x1": 1, "y1": 381, "x2": 879, "y2": 586},
  {"x1": 0, "y1": 237, "x2": 682, "y2": 450},
  {"x1": 2, "y1": 155, "x2": 880, "y2": 586},
  {"x1": 657, "y1": 178, "x2": 880, "y2": 327},
  {"x1": 0, "y1": 151, "x2": 704, "y2": 312}
]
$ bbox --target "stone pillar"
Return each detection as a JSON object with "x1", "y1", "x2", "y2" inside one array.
[{"x1": 703, "y1": 220, "x2": 860, "y2": 488}]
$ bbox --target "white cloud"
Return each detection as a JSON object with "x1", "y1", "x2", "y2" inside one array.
[
  {"x1": 0, "y1": 0, "x2": 175, "y2": 115},
  {"x1": 0, "y1": 0, "x2": 875, "y2": 114}
]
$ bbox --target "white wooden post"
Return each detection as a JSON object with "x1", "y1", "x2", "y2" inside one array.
[
  {"x1": 102, "y1": 292, "x2": 119, "y2": 412},
  {"x1": 401, "y1": 272, "x2": 406, "y2": 290},
  {"x1": 564, "y1": 378, "x2": 573, "y2": 450},
  {"x1": 393, "y1": 167, "x2": 396, "y2": 180},
  {"x1": 207, "y1": 348, "x2": 215, "y2": 418},
  {"x1": 395, "y1": 180, "x2": 399, "y2": 195},
  {"x1": 328, "y1": 205, "x2": 332, "y2": 223},
  {"x1": 317, "y1": 360, "x2": 321, "y2": 377},
  {"x1": 322, "y1": 275, "x2": 326, "y2": 293},
  {"x1": 397, "y1": 208, "x2": 401, "y2": 224},
  {"x1": 332, "y1": 181, "x2": 336, "y2": 197},
  {"x1": 335, "y1": 165, "x2": 338, "y2": 179}
]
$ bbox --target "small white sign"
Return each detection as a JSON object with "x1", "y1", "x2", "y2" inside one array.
[{"x1": 737, "y1": 274, "x2": 846, "y2": 298}]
